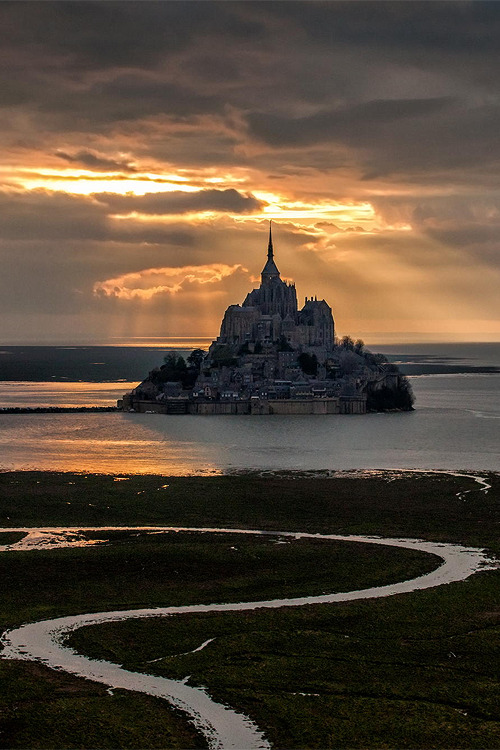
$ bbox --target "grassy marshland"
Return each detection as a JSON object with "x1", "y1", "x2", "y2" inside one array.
[{"x1": 0, "y1": 470, "x2": 499, "y2": 748}]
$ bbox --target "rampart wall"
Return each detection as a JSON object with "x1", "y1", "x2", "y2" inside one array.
[{"x1": 120, "y1": 395, "x2": 366, "y2": 415}]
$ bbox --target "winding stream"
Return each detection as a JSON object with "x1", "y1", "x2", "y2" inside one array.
[{"x1": 1, "y1": 523, "x2": 497, "y2": 749}]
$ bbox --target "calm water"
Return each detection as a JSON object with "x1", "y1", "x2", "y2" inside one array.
[
  {"x1": 0, "y1": 342, "x2": 498, "y2": 381},
  {"x1": 0, "y1": 343, "x2": 498, "y2": 474},
  {"x1": 0, "y1": 381, "x2": 137, "y2": 408},
  {"x1": 0, "y1": 374, "x2": 498, "y2": 473}
]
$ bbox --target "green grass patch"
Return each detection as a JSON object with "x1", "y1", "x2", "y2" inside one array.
[
  {"x1": 0, "y1": 471, "x2": 499, "y2": 552},
  {"x1": 0, "y1": 661, "x2": 206, "y2": 749},
  {"x1": 0, "y1": 531, "x2": 437, "y2": 628},
  {"x1": 69, "y1": 571, "x2": 500, "y2": 749}
]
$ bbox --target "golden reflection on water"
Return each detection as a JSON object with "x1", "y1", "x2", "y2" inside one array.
[
  {"x1": 0, "y1": 381, "x2": 139, "y2": 409},
  {"x1": 0, "y1": 432, "x2": 223, "y2": 475},
  {"x1": 0, "y1": 405, "x2": 224, "y2": 474},
  {"x1": 1, "y1": 376, "x2": 499, "y2": 474}
]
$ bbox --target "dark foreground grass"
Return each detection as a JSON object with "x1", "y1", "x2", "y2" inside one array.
[
  {"x1": 0, "y1": 661, "x2": 206, "y2": 749},
  {"x1": 0, "y1": 470, "x2": 499, "y2": 550},
  {"x1": 70, "y1": 572, "x2": 500, "y2": 749},
  {"x1": 0, "y1": 470, "x2": 499, "y2": 748},
  {"x1": 0, "y1": 531, "x2": 436, "y2": 628}
]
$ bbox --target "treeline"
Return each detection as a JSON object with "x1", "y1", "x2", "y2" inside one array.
[
  {"x1": 148, "y1": 349, "x2": 205, "y2": 389},
  {"x1": 366, "y1": 379, "x2": 415, "y2": 412}
]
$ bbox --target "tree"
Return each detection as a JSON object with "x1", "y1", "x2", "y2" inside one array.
[
  {"x1": 187, "y1": 348, "x2": 205, "y2": 371},
  {"x1": 162, "y1": 352, "x2": 187, "y2": 377},
  {"x1": 340, "y1": 335, "x2": 355, "y2": 350},
  {"x1": 338, "y1": 350, "x2": 361, "y2": 375},
  {"x1": 354, "y1": 339, "x2": 365, "y2": 354},
  {"x1": 395, "y1": 376, "x2": 415, "y2": 410},
  {"x1": 297, "y1": 352, "x2": 318, "y2": 376},
  {"x1": 210, "y1": 345, "x2": 237, "y2": 369},
  {"x1": 148, "y1": 352, "x2": 188, "y2": 385},
  {"x1": 366, "y1": 376, "x2": 414, "y2": 412}
]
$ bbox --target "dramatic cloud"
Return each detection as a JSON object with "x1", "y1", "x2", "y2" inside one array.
[
  {"x1": 93, "y1": 263, "x2": 246, "y2": 300},
  {"x1": 96, "y1": 189, "x2": 263, "y2": 215},
  {"x1": 0, "y1": 1, "x2": 499, "y2": 342},
  {"x1": 55, "y1": 150, "x2": 138, "y2": 173},
  {"x1": 246, "y1": 98, "x2": 456, "y2": 148}
]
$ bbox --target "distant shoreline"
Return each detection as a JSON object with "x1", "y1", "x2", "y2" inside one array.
[
  {"x1": 0, "y1": 343, "x2": 498, "y2": 382},
  {"x1": 0, "y1": 367, "x2": 498, "y2": 383},
  {"x1": 0, "y1": 406, "x2": 119, "y2": 414}
]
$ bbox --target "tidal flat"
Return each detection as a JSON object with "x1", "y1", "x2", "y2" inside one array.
[{"x1": 0, "y1": 470, "x2": 499, "y2": 748}]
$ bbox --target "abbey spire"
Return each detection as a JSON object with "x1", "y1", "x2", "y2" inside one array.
[
  {"x1": 267, "y1": 220, "x2": 274, "y2": 260},
  {"x1": 261, "y1": 221, "x2": 281, "y2": 284}
]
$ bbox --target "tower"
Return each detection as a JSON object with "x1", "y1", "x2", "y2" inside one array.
[{"x1": 260, "y1": 222, "x2": 281, "y2": 285}]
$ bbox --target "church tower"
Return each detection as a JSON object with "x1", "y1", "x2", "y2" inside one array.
[
  {"x1": 243, "y1": 222, "x2": 298, "y2": 319},
  {"x1": 261, "y1": 222, "x2": 281, "y2": 284},
  {"x1": 218, "y1": 221, "x2": 337, "y2": 347}
]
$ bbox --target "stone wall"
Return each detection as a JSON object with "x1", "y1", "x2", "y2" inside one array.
[
  {"x1": 268, "y1": 398, "x2": 340, "y2": 415},
  {"x1": 190, "y1": 401, "x2": 251, "y2": 415},
  {"x1": 121, "y1": 395, "x2": 366, "y2": 415}
]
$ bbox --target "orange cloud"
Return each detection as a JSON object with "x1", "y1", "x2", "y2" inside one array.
[{"x1": 93, "y1": 263, "x2": 246, "y2": 300}]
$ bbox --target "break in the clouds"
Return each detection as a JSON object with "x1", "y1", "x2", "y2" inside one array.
[
  {"x1": 0, "y1": 1, "x2": 499, "y2": 342},
  {"x1": 94, "y1": 264, "x2": 245, "y2": 300}
]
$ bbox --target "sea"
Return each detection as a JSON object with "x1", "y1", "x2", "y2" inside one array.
[{"x1": 0, "y1": 341, "x2": 498, "y2": 475}]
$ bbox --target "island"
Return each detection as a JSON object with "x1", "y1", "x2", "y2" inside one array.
[{"x1": 119, "y1": 225, "x2": 413, "y2": 415}]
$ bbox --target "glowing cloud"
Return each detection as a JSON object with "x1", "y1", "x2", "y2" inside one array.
[{"x1": 93, "y1": 263, "x2": 246, "y2": 301}]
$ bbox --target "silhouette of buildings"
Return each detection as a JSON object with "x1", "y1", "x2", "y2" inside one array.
[
  {"x1": 216, "y1": 223, "x2": 334, "y2": 357},
  {"x1": 120, "y1": 224, "x2": 413, "y2": 414}
]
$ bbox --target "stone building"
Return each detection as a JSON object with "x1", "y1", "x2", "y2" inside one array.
[
  {"x1": 119, "y1": 224, "x2": 414, "y2": 415},
  {"x1": 215, "y1": 224, "x2": 335, "y2": 357}
]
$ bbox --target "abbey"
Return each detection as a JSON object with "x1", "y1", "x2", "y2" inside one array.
[
  {"x1": 215, "y1": 224, "x2": 335, "y2": 361},
  {"x1": 120, "y1": 225, "x2": 414, "y2": 415}
]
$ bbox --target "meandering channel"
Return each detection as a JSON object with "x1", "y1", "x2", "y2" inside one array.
[{"x1": 1, "y1": 524, "x2": 497, "y2": 749}]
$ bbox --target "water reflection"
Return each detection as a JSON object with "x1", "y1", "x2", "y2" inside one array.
[
  {"x1": 0, "y1": 381, "x2": 137, "y2": 408},
  {"x1": 0, "y1": 376, "x2": 498, "y2": 474}
]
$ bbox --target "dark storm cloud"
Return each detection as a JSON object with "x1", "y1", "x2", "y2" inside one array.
[
  {"x1": 0, "y1": 2, "x2": 264, "y2": 70},
  {"x1": 0, "y1": 190, "x2": 194, "y2": 246},
  {"x1": 0, "y1": 3, "x2": 259, "y2": 137},
  {"x1": 3, "y1": 0, "x2": 500, "y2": 178},
  {"x1": 246, "y1": 96, "x2": 500, "y2": 184},
  {"x1": 41, "y1": 77, "x2": 223, "y2": 124},
  {"x1": 373, "y1": 193, "x2": 500, "y2": 247},
  {"x1": 261, "y1": 1, "x2": 500, "y2": 53},
  {"x1": 55, "y1": 151, "x2": 138, "y2": 173},
  {"x1": 1, "y1": 1, "x2": 499, "y2": 338},
  {"x1": 246, "y1": 98, "x2": 456, "y2": 147},
  {"x1": 0, "y1": 190, "x2": 108, "y2": 242},
  {"x1": 0, "y1": 188, "x2": 261, "y2": 247},
  {"x1": 96, "y1": 189, "x2": 263, "y2": 215}
]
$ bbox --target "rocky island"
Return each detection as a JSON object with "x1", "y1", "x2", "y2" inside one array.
[{"x1": 119, "y1": 226, "x2": 413, "y2": 415}]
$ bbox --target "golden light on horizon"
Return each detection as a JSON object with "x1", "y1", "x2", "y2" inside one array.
[
  {"x1": 251, "y1": 190, "x2": 377, "y2": 225},
  {"x1": 2, "y1": 168, "x2": 200, "y2": 196},
  {"x1": 0, "y1": 164, "x2": 254, "y2": 196},
  {"x1": 255, "y1": 204, "x2": 375, "y2": 222},
  {"x1": 1, "y1": 164, "x2": 382, "y2": 232}
]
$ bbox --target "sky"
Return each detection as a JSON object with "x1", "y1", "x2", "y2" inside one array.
[{"x1": 1, "y1": 1, "x2": 499, "y2": 345}]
